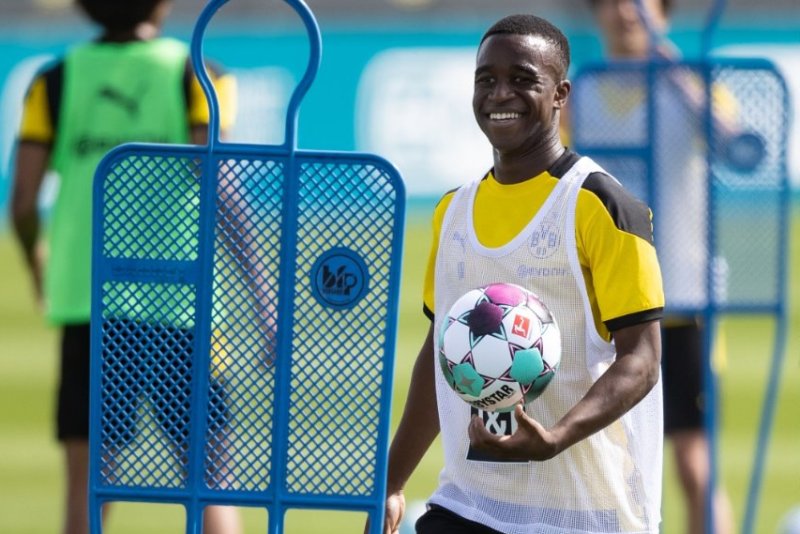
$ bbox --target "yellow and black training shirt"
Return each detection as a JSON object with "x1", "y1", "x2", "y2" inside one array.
[{"x1": 423, "y1": 150, "x2": 664, "y2": 341}]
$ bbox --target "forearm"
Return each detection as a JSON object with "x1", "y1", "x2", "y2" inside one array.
[
  {"x1": 551, "y1": 324, "x2": 661, "y2": 454},
  {"x1": 12, "y1": 208, "x2": 40, "y2": 264},
  {"x1": 11, "y1": 142, "x2": 49, "y2": 265},
  {"x1": 387, "y1": 325, "x2": 439, "y2": 493}
]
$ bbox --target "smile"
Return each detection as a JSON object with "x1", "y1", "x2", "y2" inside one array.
[{"x1": 489, "y1": 112, "x2": 522, "y2": 121}]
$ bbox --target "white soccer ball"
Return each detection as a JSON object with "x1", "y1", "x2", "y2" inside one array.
[
  {"x1": 780, "y1": 506, "x2": 800, "y2": 534},
  {"x1": 438, "y1": 282, "x2": 561, "y2": 412}
]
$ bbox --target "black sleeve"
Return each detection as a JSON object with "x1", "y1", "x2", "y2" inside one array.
[{"x1": 43, "y1": 61, "x2": 65, "y2": 135}]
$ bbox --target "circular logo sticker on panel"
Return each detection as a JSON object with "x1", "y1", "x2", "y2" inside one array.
[{"x1": 311, "y1": 247, "x2": 370, "y2": 310}]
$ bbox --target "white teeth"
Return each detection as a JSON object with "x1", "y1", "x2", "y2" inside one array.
[{"x1": 489, "y1": 112, "x2": 521, "y2": 120}]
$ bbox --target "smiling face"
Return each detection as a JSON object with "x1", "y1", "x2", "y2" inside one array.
[{"x1": 473, "y1": 33, "x2": 570, "y2": 157}]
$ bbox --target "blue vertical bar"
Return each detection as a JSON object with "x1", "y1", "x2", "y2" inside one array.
[
  {"x1": 369, "y1": 170, "x2": 406, "y2": 534},
  {"x1": 645, "y1": 61, "x2": 657, "y2": 238},
  {"x1": 698, "y1": 1, "x2": 726, "y2": 526},
  {"x1": 743, "y1": 314, "x2": 788, "y2": 534},
  {"x1": 188, "y1": 145, "x2": 217, "y2": 533},
  {"x1": 186, "y1": 5, "x2": 226, "y2": 522},
  {"x1": 282, "y1": 0, "x2": 322, "y2": 153},
  {"x1": 268, "y1": 152, "x2": 299, "y2": 534},
  {"x1": 742, "y1": 69, "x2": 791, "y2": 534},
  {"x1": 701, "y1": 58, "x2": 718, "y2": 534},
  {"x1": 190, "y1": 0, "x2": 226, "y2": 147},
  {"x1": 701, "y1": 0, "x2": 727, "y2": 59},
  {"x1": 188, "y1": 4, "x2": 227, "y2": 527},
  {"x1": 88, "y1": 146, "x2": 108, "y2": 534},
  {"x1": 265, "y1": 3, "x2": 321, "y2": 531},
  {"x1": 186, "y1": 502, "x2": 200, "y2": 534}
]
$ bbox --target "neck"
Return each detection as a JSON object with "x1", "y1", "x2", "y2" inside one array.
[
  {"x1": 102, "y1": 21, "x2": 160, "y2": 43},
  {"x1": 492, "y1": 138, "x2": 565, "y2": 185}
]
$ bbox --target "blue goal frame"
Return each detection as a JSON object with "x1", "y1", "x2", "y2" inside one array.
[
  {"x1": 571, "y1": 54, "x2": 791, "y2": 534},
  {"x1": 88, "y1": 1, "x2": 405, "y2": 532}
]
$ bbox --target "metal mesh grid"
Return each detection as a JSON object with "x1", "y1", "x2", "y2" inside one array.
[
  {"x1": 205, "y1": 158, "x2": 285, "y2": 492},
  {"x1": 571, "y1": 68, "x2": 649, "y2": 148},
  {"x1": 285, "y1": 161, "x2": 398, "y2": 496},
  {"x1": 99, "y1": 281, "x2": 197, "y2": 489},
  {"x1": 94, "y1": 147, "x2": 402, "y2": 521},
  {"x1": 571, "y1": 61, "x2": 787, "y2": 311},
  {"x1": 97, "y1": 152, "x2": 206, "y2": 494},
  {"x1": 101, "y1": 155, "x2": 202, "y2": 261},
  {"x1": 710, "y1": 65, "x2": 787, "y2": 307}
]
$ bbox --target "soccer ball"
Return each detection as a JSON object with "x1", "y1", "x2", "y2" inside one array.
[
  {"x1": 438, "y1": 282, "x2": 561, "y2": 412},
  {"x1": 780, "y1": 506, "x2": 800, "y2": 534}
]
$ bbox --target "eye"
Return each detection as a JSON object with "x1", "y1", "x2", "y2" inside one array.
[
  {"x1": 513, "y1": 75, "x2": 537, "y2": 86},
  {"x1": 475, "y1": 74, "x2": 495, "y2": 86}
]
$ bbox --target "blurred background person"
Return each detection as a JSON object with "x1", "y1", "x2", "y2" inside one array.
[
  {"x1": 573, "y1": 0, "x2": 736, "y2": 532},
  {"x1": 9, "y1": 0, "x2": 239, "y2": 532}
]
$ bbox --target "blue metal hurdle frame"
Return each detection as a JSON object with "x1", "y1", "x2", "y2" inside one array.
[
  {"x1": 571, "y1": 50, "x2": 791, "y2": 534},
  {"x1": 88, "y1": 1, "x2": 405, "y2": 532}
]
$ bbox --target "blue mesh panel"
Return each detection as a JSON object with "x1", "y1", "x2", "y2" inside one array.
[
  {"x1": 99, "y1": 282, "x2": 197, "y2": 490},
  {"x1": 90, "y1": 3, "x2": 404, "y2": 532},
  {"x1": 284, "y1": 161, "x2": 399, "y2": 496},
  {"x1": 95, "y1": 150, "x2": 204, "y2": 494},
  {"x1": 91, "y1": 145, "x2": 404, "y2": 533},
  {"x1": 571, "y1": 59, "x2": 789, "y2": 313},
  {"x1": 709, "y1": 65, "x2": 788, "y2": 309},
  {"x1": 205, "y1": 158, "x2": 285, "y2": 492},
  {"x1": 571, "y1": 59, "x2": 790, "y2": 534},
  {"x1": 101, "y1": 155, "x2": 202, "y2": 261}
]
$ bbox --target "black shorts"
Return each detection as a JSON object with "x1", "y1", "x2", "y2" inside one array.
[
  {"x1": 57, "y1": 324, "x2": 92, "y2": 440},
  {"x1": 662, "y1": 319, "x2": 705, "y2": 434},
  {"x1": 416, "y1": 505, "x2": 504, "y2": 534},
  {"x1": 56, "y1": 321, "x2": 231, "y2": 449}
]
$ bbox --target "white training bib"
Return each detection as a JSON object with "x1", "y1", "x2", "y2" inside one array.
[{"x1": 430, "y1": 157, "x2": 663, "y2": 534}]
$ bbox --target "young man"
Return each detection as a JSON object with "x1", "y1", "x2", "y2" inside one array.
[
  {"x1": 10, "y1": 1, "x2": 239, "y2": 532},
  {"x1": 581, "y1": 1, "x2": 735, "y2": 533},
  {"x1": 381, "y1": 14, "x2": 664, "y2": 534}
]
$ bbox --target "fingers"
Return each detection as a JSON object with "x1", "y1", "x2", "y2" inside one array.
[
  {"x1": 514, "y1": 404, "x2": 547, "y2": 434},
  {"x1": 513, "y1": 403, "x2": 529, "y2": 425},
  {"x1": 468, "y1": 409, "x2": 541, "y2": 461},
  {"x1": 467, "y1": 414, "x2": 487, "y2": 444},
  {"x1": 468, "y1": 414, "x2": 502, "y2": 451},
  {"x1": 377, "y1": 492, "x2": 405, "y2": 534}
]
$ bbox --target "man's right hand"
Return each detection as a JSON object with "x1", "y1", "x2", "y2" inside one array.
[
  {"x1": 364, "y1": 489, "x2": 405, "y2": 534},
  {"x1": 26, "y1": 244, "x2": 45, "y2": 312},
  {"x1": 383, "y1": 489, "x2": 406, "y2": 534}
]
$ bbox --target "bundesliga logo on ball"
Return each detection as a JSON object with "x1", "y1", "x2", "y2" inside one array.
[{"x1": 438, "y1": 282, "x2": 561, "y2": 412}]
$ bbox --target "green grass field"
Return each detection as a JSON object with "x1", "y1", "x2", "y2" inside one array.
[{"x1": 0, "y1": 203, "x2": 798, "y2": 533}]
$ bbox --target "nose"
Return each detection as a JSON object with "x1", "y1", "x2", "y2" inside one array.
[{"x1": 488, "y1": 79, "x2": 514, "y2": 102}]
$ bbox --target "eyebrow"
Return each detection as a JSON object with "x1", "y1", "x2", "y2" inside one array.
[
  {"x1": 474, "y1": 64, "x2": 541, "y2": 76},
  {"x1": 512, "y1": 64, "x2": 540, "y2": 76}
]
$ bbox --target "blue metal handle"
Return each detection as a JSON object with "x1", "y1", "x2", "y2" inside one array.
[
  {"x1": 633, "y1": 0, "x2": 727, "y2": 59},
  {"x1": 632, "y1": 0, "x2": 665, "y2": 59},
  {"x1": 190, "y1": 0, "x2": 322, "y2": 150},
  {"x1": 701, "y1": 0, "x2": 727, "y2": 57}
]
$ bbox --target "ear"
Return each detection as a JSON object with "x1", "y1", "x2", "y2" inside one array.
[{"x1": 553, "y1": 79, "x2": 571, "y2": 109}]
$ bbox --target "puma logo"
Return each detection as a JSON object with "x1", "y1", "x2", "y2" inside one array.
[{"x1": 97, "y1": 86, "x2": 140, "y2": 117}]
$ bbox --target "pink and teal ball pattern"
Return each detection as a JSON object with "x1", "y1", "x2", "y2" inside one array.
[{"x1": 438, "y1": 282, "x2": 561, "y2": 412}]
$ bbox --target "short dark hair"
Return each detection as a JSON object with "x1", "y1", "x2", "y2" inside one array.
[
  {"x1": 76, "y1": 0, "x2": 168, "y2": 31},
  {"x1": 480, "y1": 14, "x2": 571, "y2": 78},
  {"x1": 587, "y1": 0, "x2": 673, "y2": 15}
]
